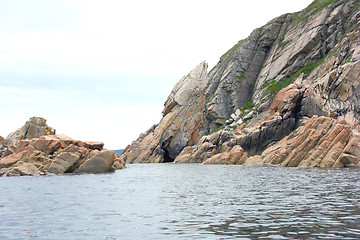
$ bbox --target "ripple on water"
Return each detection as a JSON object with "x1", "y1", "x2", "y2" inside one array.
[{"x1": 0, "y1": 164, "x2": 359, "y2": 239}]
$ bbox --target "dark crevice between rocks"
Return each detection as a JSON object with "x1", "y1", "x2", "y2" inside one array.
[
  {"x1": 293, "y1": 91, "x2": 305, "y2": 128},
  {"x1": 161, "y1": 137, "x2": 175, "y2": 163},
  {"x1": 162, "y1": 147, "x2": 174, "y2": 163},
  {"x1": 65, "y1": 160, "x2": 82, "y2": 173}
]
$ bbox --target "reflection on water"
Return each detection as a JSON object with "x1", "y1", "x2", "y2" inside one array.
[{"x1": 0, "y1": 164, "x2": 359, "y2": 239}]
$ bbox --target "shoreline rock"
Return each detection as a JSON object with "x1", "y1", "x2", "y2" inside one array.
[
  {"x1": 120, "y1": 62, "x2": 209, "y2": 163},
  {"x1": 0, "y1": 135, "x2": 125, "y2": 177}
]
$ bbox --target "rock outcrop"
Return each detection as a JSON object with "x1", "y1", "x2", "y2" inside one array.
[
  {"x1": 0, "y1": 117, "x2": 55, "y2": 157},
  {"x1": 6, "y1": 117, "x2": 55, "y2": 144},
  {"x1": 122, "y1": 0, "x2": 360, "y2": 168},
  {"x1": 261, "y1": 116, "x2": 360, "y2": 168},
  {"x1": 120, "y1": 62, "x2": 209, "y2": 163},
  {"x1": 175, "y1": 87, "x2": 360, "y2": 168},
  {"x1": 0, "y1": 135, "x2": 125, "y2": 177}
]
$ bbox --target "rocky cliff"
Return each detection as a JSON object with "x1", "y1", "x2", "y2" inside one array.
[
  {"x1": 121, "y1": 62, "x2": 208, "y2": 163},
  {"x1": 121, "y1": 0, "x2": 360, "y2": 168}
]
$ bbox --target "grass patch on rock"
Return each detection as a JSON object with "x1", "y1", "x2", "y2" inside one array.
[
  {"x1": 279, "y1": 39, "x2": 293, "y2": 47},
  {"x1": 264, "y1": 54, "x2": 327, "y2": 96},
  {"x1": 206, "y1": 93, "x2": 216, "y2": 102},
  {"x1": 215, "y1": 124, "x2": 225, "y2": 132},
  {"x1": 305, "y1": 0, "x2": 339, "y2": 12},
  {"x1": 235, "y1": 72, "x2": 245, "y2": 80},
  {"x1": 240, "y1": 99, "x2": 254, "y2": 111}
]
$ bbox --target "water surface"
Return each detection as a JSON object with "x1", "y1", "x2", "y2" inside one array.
[{"x1": 0, "y1": 164, "x2": 359, "y2": 239}]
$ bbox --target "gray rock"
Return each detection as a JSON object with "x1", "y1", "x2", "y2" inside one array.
[
  {"x1": 76, "y1": 150, "x2": 115, "y2": 173},
  {"x1": 236, "y1": 119, "x2": 244, "y2": 125},
  {"x1": 120, "y1": 62, "x2": 209, "y2": 163},
  {"x1": 6, "y1": 117, "x2": 55, "y2": 144},
  {"x1": 243, "y1": 111, "x2": 255, "y2": 121}
]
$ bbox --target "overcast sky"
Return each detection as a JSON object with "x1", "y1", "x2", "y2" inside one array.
[{"x1": 0, "y1": 0, "x2": 314, "y2": 149}]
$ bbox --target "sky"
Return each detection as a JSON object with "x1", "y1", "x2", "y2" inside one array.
[{"x1": 0, "y1": 0, "x2": 314, "y2": 149}]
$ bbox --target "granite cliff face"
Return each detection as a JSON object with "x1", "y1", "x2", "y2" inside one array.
[
  {"x1": 121, "y1": 0, "x2": 360, "y2": 168},
  {"x1": 203, "y1": 0, "x2": 359, "y2": 132},
  {"x1": 121, "y1": 62, "x2": 208, "y2": 163}
]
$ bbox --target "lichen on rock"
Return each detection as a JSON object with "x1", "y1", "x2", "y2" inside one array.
[{"x1": 6, "y1": 117, "x2": 56, "y2": 144}]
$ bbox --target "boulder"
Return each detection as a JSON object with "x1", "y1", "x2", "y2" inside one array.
[
  {"x1": 76, "y1": 150, "x2": 115, "y2": 174},
  {"x1": 47, "y1": 152, "x2": 81, "y2": 174},
  {"x1": 244, "y1": 155, "x2": 264, "y2": 166},
  {"x1": 3, "y1": 162, "x2": 41, "y2": 177},
  {"x1": 84, "y1": 141, "x2": 104, "y2": 150}
]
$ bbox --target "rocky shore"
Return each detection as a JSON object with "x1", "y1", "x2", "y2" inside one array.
[
  {"x1": 120, "y1": 0, "x2": 360, "y2": 168},
  {"x1": 0, "y1": 117, "x2": 125, "y2": 177}
]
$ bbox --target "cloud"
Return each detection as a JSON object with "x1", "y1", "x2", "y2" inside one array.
[
  {"x1": 49, "y1": 104, "x2": 164, "y2": 149},
  {"x1": 0, "y1": 0, "x2": 315, "y2": 148},
  {"x1": 0, "y1": 86, "x2": 164, "y2": 148}
]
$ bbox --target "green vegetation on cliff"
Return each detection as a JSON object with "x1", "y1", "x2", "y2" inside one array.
[
  {"x1": 240, "y1": 99, "x2": 254, "y2": 111},
  {"x1": 306, "y1": 0, "x2": 339, "y2": 11},
  {"x1": 265, "y1": 54, "x2": 327, "y2": 97}
]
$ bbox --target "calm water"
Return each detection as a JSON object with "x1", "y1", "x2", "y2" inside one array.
[{"x1": 0, "y1": 163, "x2": 359, "y2": 240}]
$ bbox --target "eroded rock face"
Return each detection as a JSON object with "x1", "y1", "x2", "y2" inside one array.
[
  {"x1": 261, "y1": 116, "x2": 360, "y2": 168},
  {"x1": 203, "y1": 16, "x2": 286, "y2": 132},
  {"x1": 301, "y1": 56, "x2": 360, "y2": 122},
  {"x1": 0, "y1": 135, "x2": 125, "y2": 177},
  {"x1": 120, "y1": 62, "x2": 209, "y2": 163},
  {"x1": 175, "y1": 88, "x2": 360, "y2": 168},
  {"x1": 203, "y1": 0, "x2": 360, "y2": 133},
  {"x1": 175, "y1": 83, "x2": 304, "y2": 165}
]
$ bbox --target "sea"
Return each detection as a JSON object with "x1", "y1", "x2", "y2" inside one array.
[{"x1": 0, "y1": 163, "x2": 359, "y2": 239}]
